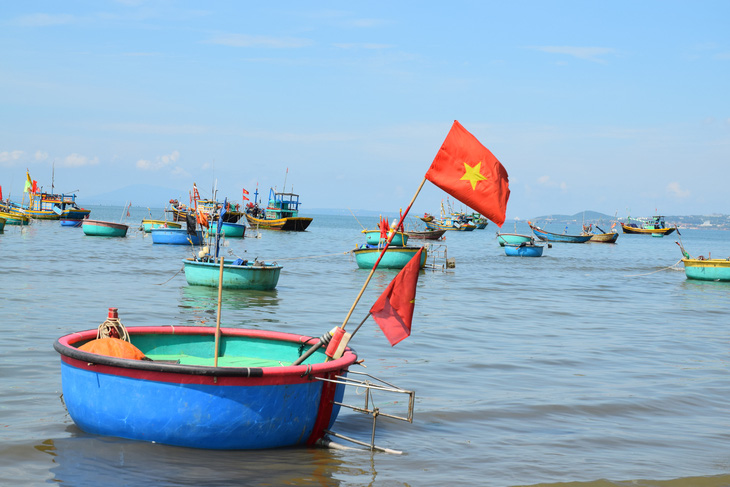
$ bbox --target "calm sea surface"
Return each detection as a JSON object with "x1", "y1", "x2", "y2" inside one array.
[{"x1": 1, "y1": 206, "x2": 730, "y2": 487}]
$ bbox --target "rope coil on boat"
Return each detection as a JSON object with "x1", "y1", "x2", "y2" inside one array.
[{"x1": 96, "y1": 308, "x2": 131, "y2": 342}]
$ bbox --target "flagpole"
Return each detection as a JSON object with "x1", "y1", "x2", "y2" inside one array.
[{"x1": 292, "y1": 177, "x2": 427, "y2": 366}]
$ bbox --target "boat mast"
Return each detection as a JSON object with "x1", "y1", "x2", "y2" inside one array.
[{"x1": 282, "y1": 167, "x2": 288, "y2": 193}]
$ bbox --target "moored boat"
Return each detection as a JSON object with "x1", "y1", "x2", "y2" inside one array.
[
  {"x1": 504, "y1": 242, "x2": 544, "y2": 257},
  {"x1": 82, "y1": 220, "x2": 128, "y2": 237},
  {"x1": 151, "y1": 228, "x2": 204, "y2": 245},
  {"x1": 0, "y1": 216, "x2": 5, "y2": 232},
  {"x1": 405, "y1": 228, "x2": 446, "y2": 240},
  {"x1": 54, "y1": 316, "x2": 356, "y2": 449},
  {"x1": 207, "y1": 221, "x2": 246, "y2": 238},
  {"x1": 496, "y1": 232, "x2": 533, "y2": 247},
  {"x1": 183, "y1": 257, "x2": 281, "y2": 290},
  {"x1": 0, "y1": 210, "x2": 30, "y2": 226},
  {"x1": 621, "y1": 215, "x2": 676, "y2": 235},
  {"x1": 141, "y1": 219, "x2": 182, "y2": 233},
  {"x1": 353, "y1": 245, "x2": 428, "y2": 269},
  {"x1": 244, "y1": 187, "x2": 312, "y2": 231},
  {"x1": 528, "y1": 222, "x2": 591, "y2": 243},
  {"x1": 60, "y1": 219, "x2": 83, "y2": 227},
  {"x1": 362, "y1": 229, "x2": 408, "y2": 246},
  {"x1": 677, "y1": 242, "x2": 730, "y2": 282}
]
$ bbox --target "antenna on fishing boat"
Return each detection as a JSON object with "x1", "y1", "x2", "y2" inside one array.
[{"x1": 282, "y1": 167, "x2": 289, "y2": 193}]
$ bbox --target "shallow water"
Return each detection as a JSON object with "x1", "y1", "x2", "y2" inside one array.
[{"x1": 1, "y1": 207, "x2": 730, "y2": 486}]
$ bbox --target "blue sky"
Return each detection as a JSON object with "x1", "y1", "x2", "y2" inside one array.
[{"x1": 1, "y1": 1, "x2": 728, "y2": 221}]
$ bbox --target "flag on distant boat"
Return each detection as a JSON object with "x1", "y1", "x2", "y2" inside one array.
[
  {"x1": 370, "y1": 247, "x2": 423, "y2": 346},
  {"x1": 425, "y1": 120, "x2": 510, "y2": 227},
  {"x1": 24, "y1": 170, "x2": 32, "y2": 193},
  {"x1": 242, "y1": 188, "x2": 249, "y2": 201},
  {"x1": 0, "y1": 185, "x2": 3, "y2": 201}
]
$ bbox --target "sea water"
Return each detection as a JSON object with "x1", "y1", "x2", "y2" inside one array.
[{"x1": 1, "y1": 206, "x2": 730, "y2": 487}]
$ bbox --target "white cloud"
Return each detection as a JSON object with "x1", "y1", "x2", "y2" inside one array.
[
  {"x1": 537, "y1": 175, "x2": 567, "y2": 191},
  {"x1": 530, "y1": 46, "x2": 615, "y2": 63},
  {"x1": 63, "y1": 154, "x2": 99, "y2": 167},
  {"x1": 137, "y1": 151, "x2": 181, "y2": 171},
  {"x1": 14, "y1": 13, "x2": 75, "y2": 27},
  {"x1": 0, "y1": 150, "x2": 25, "y2": 164},
  {"x1": 205, "y1": 34, "x2": 313, "y2": 49},
  {"x1": 667, "y1": 182, "x2": 690, "y2": 198},
  {"x1": 35, "y1": 151, "x2": 49, "y2": 161}
]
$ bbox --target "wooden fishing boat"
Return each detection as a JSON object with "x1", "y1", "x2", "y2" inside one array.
[
  {"x1": 141, "y1": 219, "x2": 182, "y2": 233},
  {"x1": 529, "y1": 223, "x2": 591, "y2": 243},
  {"x1": 496, "y1": 232, "x2": 533, "y2": 247},
  {"x1": 54, "y1": 319, "x2": 356, "y2": 449},
  {"x1": 621, "y1": 216, "x2": 676, "y2": 235},
  {"x1": 424, "y1": 216, "x2": 476, "y2": 231},
  {"x1": 676, "y1": 242, "x2": 730, "y2": 282},
  {"x1": 0, "y1": 209, "x2": 30, "y2": 226},
  {"x1": 82, "y1": 220, "x2": 128, "y2": 237},
  {"x1": 353, "y1": 245, "x2": 428, "y2": 269},
  {"x1": 405, "y1": 228, "x2": 446, "y2": 240},
  {"x1": 504, "y1": 242, "x2": 544, "y2": 257},
  {"x1": 244, "y1": 188, "x2": 312, "y2": 231},
  {"x1": 18, "y1": 191, "x2": 90, "y2": 220},
  {"x1": 0, "y1": 216, "x2": 5, "y2": 232},
  {"x1": 588, "y1": 232, "x2": 619, "y2": 243},
  {"x1": 183, "y1": 258, "x2": 281, "y2": 290},
  {"x1": 362, "y1": 230, "x2": 408, "y2": 246},
  {"x1": 151, "y1": 228, "x2": 204, "y2": 245},
  {"x1": 207, "y1": 221, "x2": 246, "y2": 238}
]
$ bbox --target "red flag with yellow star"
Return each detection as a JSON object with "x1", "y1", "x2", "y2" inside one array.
[
  {"x1": 425, "y1": 120, "x2": 510, "y2": 226},
  {"x1": 370, "y1": 247, "x2": 423, "y2": 346}
]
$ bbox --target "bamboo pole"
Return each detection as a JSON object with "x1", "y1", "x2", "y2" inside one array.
[
  {"x1": 214, "y1": 256, "x2": 224, "y2": 367},
  {"x1": 292, "y1": 177, "x2": 428, "y2": 366}
]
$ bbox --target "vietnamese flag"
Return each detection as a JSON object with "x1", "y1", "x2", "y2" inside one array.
[
  {"x1": 369, "y1": 247, "x2": 423, "y2": 346},
  {"x1": 425, "y1": 120, "x2": 510, "y2": 227}
]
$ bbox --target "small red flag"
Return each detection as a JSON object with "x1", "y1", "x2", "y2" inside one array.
[
  {"x1": 242, "y1": 188, "x2": 249, "y2": 195},
  {"x1": 425, "y1": 120, "x2": 510, "y2": 227},
  {"x1": 370, "y1": 247, "x2": 423, "y2": 346},
  {"x1": 32, "y1": 180, "x2": 38, "y2": 193},
  {"x1": 0, "y1": 185, "x2": 3, "y2": 201}
]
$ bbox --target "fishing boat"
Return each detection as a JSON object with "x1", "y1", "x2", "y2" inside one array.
[
  {"x1": 54, "y1": 310, "x2": 356, "y2": 450},
  {"x1": 141, "y1": 219, "x2": 182, "y2": 233},
  {"x1": 362, "y1": 229, "x2": 408, "y2": 246},
  {"x1": 0, "y1": 209, "x2": 30, "y2": 226},
  {"x1": 82, "y1": 220, "x2": 128, "y2": 237},
  {"x1": 528, "y1": 222, "x2": 591, "y2": 243},
  {"x1": 423, "y1": 215, "x2": 476, "y2": 231},
  {"x1": 207, "y1": 221, "x2": 246, "y2": 238},
  {"x1": 676, "y1": 242, "x2": 730, "y2": 282},
  {"x1": 151, "y1": 228, "x2": 204, "y2": 245},
  {"x1": 60, "y1": 219, "x2": 83, "y2": 227},
  {"x1": 183, "y1": 257, "x2": 281, "y2": 290},
  {"x1": 621, "y1": 215, "x2": 676, "y2": 235},
  {"x1": 18, "y1": 190, "x2": 90, "y2": 221},
  {"x1": 405, "y1": 228, "x2": 446, "y2": 240},
  {"x1": 581, "y1": 224, "x2": 619, "y2": 243},
  {"x1": 353, "y1": 245, "x2": 428, "y2": 269},
  {"x1": 244, "y1": 187, "x2": 312, "y2": 231},
  {"x1": 503, "y1": 242, "x2": 544, "y2": 257},
  {"x1": 496, "y1": 232, "x2": 533, "y2": 247},
  {"x1": 0, "y1": 216, "x2": 5, "y2": 232}
]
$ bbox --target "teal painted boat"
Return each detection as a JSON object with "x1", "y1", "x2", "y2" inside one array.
[
  {"x1": 0, "y1": 209, "x2": 30, "y2": 226},
  {"x1": 0, "y1": 216, "x2": 5, "y2": 232},
  {"x1": 207, "y1": 221, "x2": 246, "y2": 238},
  {"x1": 496, "y1": 233, "x2": 533, "y2": 247},
  {"x1": 677, "y1": 242, "x2": 730, "y2": 281},
  {"x1": 362, "y1": 230, "x2": 408, "y2": 246},
  {"x1": 141, "y1": 219, "x2": 181, "y2": 233},
  {"x1": 353, "y1": 245, "x2": 428, "y2": 269},
  {"x1": 82, "y1": 220, "x2": 128, "y2": 237},
  {"x1": 183, "y1": 258, "x2": 282, "y2": 290}
]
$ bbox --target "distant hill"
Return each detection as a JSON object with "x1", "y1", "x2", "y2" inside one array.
[{"x1": 528, "y1": 211, "x2": 614, "y2": 222}]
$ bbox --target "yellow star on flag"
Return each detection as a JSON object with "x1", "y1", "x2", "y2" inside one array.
[{"x1": 460, "y1": 161, "x2": 488, "y2": 190}]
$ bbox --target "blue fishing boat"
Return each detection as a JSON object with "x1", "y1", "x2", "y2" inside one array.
[
  {"x1": 151, "y1": 228, "x2": 203, "y2": 245},
  {"x1": 353, "y1": 245, "x2": 428, "y2": 269},
  {"x1": 496, "y1": 232, "x2": 533, "y2": 247},
  {"x1": 60, "y1": 219, "x2": 83, "y2": 227},
  {"x1": 82, "y1": 220, "x2": 128, "y2": 237},
  {"x1": 529, "y1": 222, "x2": 591, "y2": 243},
  {"x1": 504, "y1": 242, "x2": 544, "y2": 257},
  {"x1": 244, "y1": 186, "x2": 312, "y2": 231},
  {"x1": 183, "y1": 258, "x2": 281, "y2": 290},
  {"x1": 54, "y1": 318, "x2": 356, "y2": 449}
]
